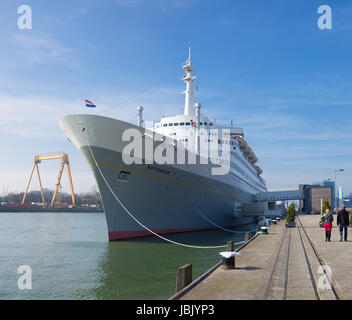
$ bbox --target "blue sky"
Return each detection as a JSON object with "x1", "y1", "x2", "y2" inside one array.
[{"x1": 1, "y1": 0, "x2": 352, "y2": 195}]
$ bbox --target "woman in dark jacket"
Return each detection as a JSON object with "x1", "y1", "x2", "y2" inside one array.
[{"x1": 323, "y1": 209, "x2": 333, "y2": 241}]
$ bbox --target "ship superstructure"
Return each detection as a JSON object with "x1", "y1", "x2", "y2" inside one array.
[{"x1": 153, "y1": 49, "x2": 266, "y2": 193}]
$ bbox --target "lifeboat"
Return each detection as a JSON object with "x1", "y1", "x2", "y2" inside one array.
[
  {"x1": 249, "y1": 154, "x2": 258, "y2": 163},
  {"x1": 235, "y1": 136, "x2": 246, "y2": 149},
  {"x1": 235, "y1": 136, "x2": 258, "y2": 163},
  {"x1": 244, "y1": 148, "x2": 251, "y2": 156},
  {"x1": 255, "y1": 165, "x2": 263, "y2": 175}
]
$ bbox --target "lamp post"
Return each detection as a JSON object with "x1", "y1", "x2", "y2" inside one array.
[
  {"x1": 334, "y1": 169, "x2": 344, "y2": 209},
  {"x1": 326, "y1": 178, "x2": 333, "y2": 210}
]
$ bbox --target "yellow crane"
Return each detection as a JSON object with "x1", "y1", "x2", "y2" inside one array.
[{"x1": 22, "y1": 153, "x2": 76, "y2": 207}]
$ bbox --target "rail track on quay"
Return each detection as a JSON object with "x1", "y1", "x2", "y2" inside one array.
[{"x1": 263, "y1": 216, "x2": 339, "y2": 300}]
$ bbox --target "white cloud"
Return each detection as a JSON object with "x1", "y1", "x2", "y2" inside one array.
[
  {"x1": 0, "y1": 94, "x2": 81, "y2": 139},
  {"x1": 12, "y1": 34, "x2": 80, "y2": 68}
]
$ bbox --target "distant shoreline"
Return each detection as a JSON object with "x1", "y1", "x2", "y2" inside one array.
[{"x1": 0, "y1": 207, "x2": 103, "y2": 213}]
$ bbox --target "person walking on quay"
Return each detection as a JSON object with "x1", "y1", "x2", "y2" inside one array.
[
  {"x1": 337, "y1": 205, "x2": 349, "y2": 242},
  {"x1": 323, "y1": 209, "x2": 334, "y2": 242}
]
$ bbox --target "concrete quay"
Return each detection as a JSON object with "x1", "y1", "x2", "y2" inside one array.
[{"x1": 176, "y1": 215, "x2": 351, "y2": 300}]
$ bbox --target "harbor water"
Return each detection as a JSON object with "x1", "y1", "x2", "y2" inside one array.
[{"x1": 0, "y1": 211, "x2": 255, "y2": 300}]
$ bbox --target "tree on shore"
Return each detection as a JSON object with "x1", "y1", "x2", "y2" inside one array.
[
  {"x1": 322, "y1": 199, "x2": 331, "y2": 215},
  {"x1": 286, "y1": 202, "x2": 296, "y2": 223}
]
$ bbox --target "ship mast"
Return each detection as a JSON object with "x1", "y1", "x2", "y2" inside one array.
[{"x1": 183, "y1": 47, "x2": 196, "y2": 116}]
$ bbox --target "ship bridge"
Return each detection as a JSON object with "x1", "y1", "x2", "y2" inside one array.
[{"x1": 254, "y1": 190, "x2": 305, "y2": 202}]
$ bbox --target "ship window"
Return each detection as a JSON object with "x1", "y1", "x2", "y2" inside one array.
[
  {"x1": 168, "y1": 123, "x2": 173, "y2": 126},
  {"x1": 200, "y1": 122, "x2": 203, "y2": 125},
  {"x1": 174, "y1": 123, "x2": 179, "y2": 126},
  {"x1": 163, "y1": 124, "x2": 167, "y2": 127},
  {"x1": 180, "y1": 122, "x2": 185, "y2": 126},
  {"x1": 218, "y1": 139, "x2": 221, "y2": 144},
  {"x1": 204, "y1": 122, "x2": 208, "y2": 125},
  {"x1": 209, "y1": 123, "x2": 213, "y2": 126},
  {"x1": 118, "y1": 171, "x2": 131, "y2": 181},
  {"x1": 185, "y1": 122, "x2": 190, "y2": 126}
]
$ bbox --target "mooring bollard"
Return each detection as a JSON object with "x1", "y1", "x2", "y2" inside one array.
[
  {"x1": 220, "y1": 251, "x2": 241, "y2": 269},
  {"x1": 227, "y1": 240, "x2": 234, "y2": 252},
  {"x1": 245, "y1": 231, "x2": 251, "y2": 241},
  {"x1": 260, "y1": 226, "x2": 268, "y2": 234},
  {"x1": 176, "y1": 264, "x2": 192, "y2": 293}
]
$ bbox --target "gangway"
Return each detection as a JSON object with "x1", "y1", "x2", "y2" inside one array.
[
  {"x1": 22, "y1": 153, "x2": 75, "y2": 207},
  {"x1": 254, "y1": 190, "x2": 304, "y2": 202}
]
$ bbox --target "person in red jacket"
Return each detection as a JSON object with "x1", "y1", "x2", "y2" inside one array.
[{"x1": 322, "y1": 209, "x2": 333, "y2": 242}]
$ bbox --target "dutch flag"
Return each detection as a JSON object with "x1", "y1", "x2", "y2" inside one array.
[{"x1": 85, "y1": 99, "x2": 96, "y2": 108}]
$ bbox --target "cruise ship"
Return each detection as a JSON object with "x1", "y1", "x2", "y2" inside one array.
[{"x1": 59, "y1": 50, "x2": 269, "y2": 240}]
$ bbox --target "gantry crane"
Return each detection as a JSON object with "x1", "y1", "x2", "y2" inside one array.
[{"x1": 22, "y1": 153, "x2": 76, "y2": 207}]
